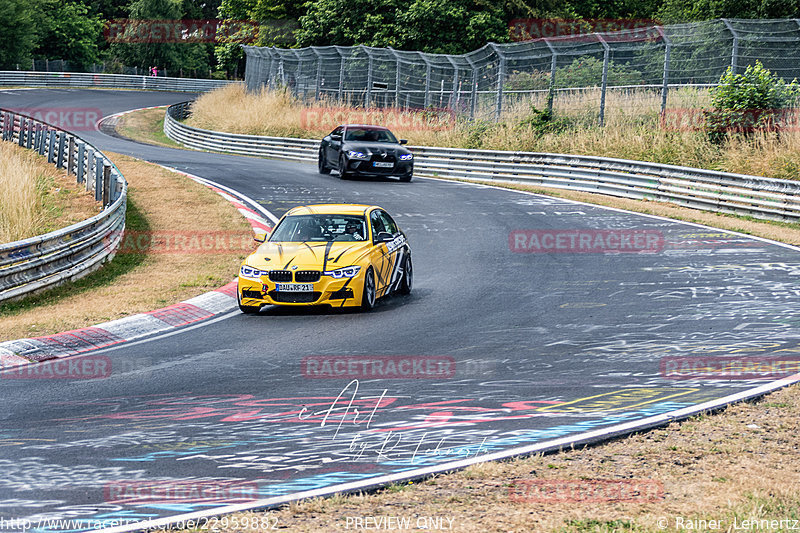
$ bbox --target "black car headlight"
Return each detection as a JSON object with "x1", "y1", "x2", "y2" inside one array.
[
  {"x1": 399, "y1": 154, "x2": 413, "y2": 161},
  {"x1": 240, "y1": 265, "x2": 267, "y2": 279},
  {"x1": 347, "y1": 150, "x2": 369, "y2": 159},
  {"x1": 324, "y1": 266, "x2": 361, "y2": 279}
]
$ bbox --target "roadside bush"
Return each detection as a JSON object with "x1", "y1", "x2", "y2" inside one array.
[{"x1": 704, "y1": 61, "x2": 800, "y2": 143}]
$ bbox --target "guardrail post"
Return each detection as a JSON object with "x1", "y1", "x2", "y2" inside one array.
[
  {"x1": 47, "y1": 130, "x2": 56, "y2": 163},
  {"x1": 68, "y1": 136, "x2": 75, "y2": 175},
  {"x1": 94, "y1": 154, "x2": 103, "y2": 201},
  {"x1": 25, "y1": 120, "x2": 33, "y2": 149},
  {"x1": 598, "y1": 35, "x2": 610, "y2": 127},
  {"x1": 102, "y1": 164, "x2": 111, "y2": 207},
  {"x1": 2, "y1": 113, "x2": 10, "y2": 141},
  {"x1": 76, "y1": 142, "x2": 85, "y2": 184},
  {"x1": 85, "y1": 148, "x2": 94, "y2": 191},
  {"x1": 721, "y1": 19, "x2": 739, "y2": 74},
  {"x1": 18, "y1": 117, "x2": 25, "y2": 147},
  {"x1": 56, "y1": 132, "x2": 66, "y2": 168}
]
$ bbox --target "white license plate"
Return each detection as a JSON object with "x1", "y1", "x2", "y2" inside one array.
[
  {"x1": 275, "y1": 283, "x2": 314, "y2": 292},
  {"x1": 373, "y1": 161, "x2": 394, "y2": 168}
]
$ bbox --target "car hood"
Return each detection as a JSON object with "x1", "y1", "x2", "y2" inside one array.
[
  {"x1": 342, "y1": 142, "x2": 411, "y2": 155},
  {"x1": 247, "y1": 241, "x2": 372, "y2": 270}
]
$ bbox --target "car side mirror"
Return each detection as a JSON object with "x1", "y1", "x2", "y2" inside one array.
[
  {"x1": 323, "y1": 135, "x2": 331, "y2": 142},
  {"x1": 331, "y1": 134, "x2": 342, "y2": 142},
  {"x1": 399, "y1": 139, "x2": 408, "y2": 145},
  {"x1": 375, "y1": 232, "x2": 395, "y2": 243},
  {"x1": 253, "y1": 228, "x2": 269, "y2": 243}
]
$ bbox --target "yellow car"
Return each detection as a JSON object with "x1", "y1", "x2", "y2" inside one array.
[{"x1": 237, "y1": 204, "x2": 412, "y2": 313}]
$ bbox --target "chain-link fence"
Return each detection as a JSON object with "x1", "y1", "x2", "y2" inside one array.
[{"x1": 242, "y1": 18, "x2": 800, "y2": 125}]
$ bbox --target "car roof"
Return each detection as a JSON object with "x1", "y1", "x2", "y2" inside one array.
[
  {"x1": 341, "y1": 124, "x2": 390, "y2": 130},
  {"x1": 284, "y1": 204, "x2": 379, "y2": 216}
]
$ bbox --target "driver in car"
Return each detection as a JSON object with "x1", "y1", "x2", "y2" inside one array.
[{"x1": 343, "y1": 220, "x2": 364, "y2": 240}]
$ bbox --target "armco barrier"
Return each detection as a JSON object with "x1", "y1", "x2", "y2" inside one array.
[
  {"x1": 0, "y1": 110, "x2": 126, "y2": 303},
  {"x1": 165, "y1": 101, "x2": 800, "y2": 223},
  {"x1": 0, "y1": 71, "x2": 238, "y2": 92}
]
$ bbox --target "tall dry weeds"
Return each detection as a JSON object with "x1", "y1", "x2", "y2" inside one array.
[
  {"x1": 0, "y1": 143, "x2": 48, "y2": 242},
  {"x1": 187, "y1": 84, "x2": 800, "y2": 180}
]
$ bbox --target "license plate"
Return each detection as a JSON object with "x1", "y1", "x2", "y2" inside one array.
[
  {"x1": 373, "y1": 161, "x2": 394, "y2": 168},
  {"x1": 275, "y1": 283, "x2": 314, "y2": 292}
]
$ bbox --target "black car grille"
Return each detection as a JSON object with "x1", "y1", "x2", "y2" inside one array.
[
  {"x1": 268, "y1": 270, "x2": 293, "y2": 282},
  {"x1": 241, "y1": 289, "x2": 263, "y2": 299},
  {"x1": 295, "y1": 270, "x2": 321, "y2": 282},
  {"x1": 329, "y1": 288, "x2": 354, "y2": 300},
  {"x1": 269, "y1": 291, "x2": 321, "y2": 303}
]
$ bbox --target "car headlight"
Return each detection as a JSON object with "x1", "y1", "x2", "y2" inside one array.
[
  {"x1": 240, "y1": 265, "x2": 267, "y2": 279},
  {"x1": 324, "y1": 266, "x2": 361, "y2": 279},
  {"x1": 399, "y1": 154, "x2": 413, "y2": 160},
  {"x1": 347, "y1": 150, "x2": 368, "y2": 159}
]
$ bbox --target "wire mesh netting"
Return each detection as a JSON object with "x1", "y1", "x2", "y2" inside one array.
[{"x1": 243, "y1": 19, "x2": 800, "y2": 125}]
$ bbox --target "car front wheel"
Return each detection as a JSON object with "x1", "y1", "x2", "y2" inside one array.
[
  {"x1": 339, "y1": 155, "x2": 351, "y2": 180},
  {"x1": 360, "y1": 268, "x2": 376, "y2": 310},
  {"x1": 238, "y1": 290, "x2": 261, "y2": 314},
  {"x1": 318, "y1": 150, "x2": 331, "y2": 174}
]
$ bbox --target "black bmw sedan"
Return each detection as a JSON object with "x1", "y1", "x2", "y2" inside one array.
[{"x1": 318, "y1": 124, "x2": 414, "y2": 182}]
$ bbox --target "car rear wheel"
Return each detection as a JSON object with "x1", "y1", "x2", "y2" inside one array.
[
  {"x1": 360, "y1": 268, "x2": 376, "y2": 310},
  {"x1": 238, "y1": 290, "x2": 261, "y2": 314},
  {"x1": 339, "y1": 155, "x2": 351, "y2": 180},
  {"x1": 398, "y1": 255, "x2": 412, "y2": 295},
  {"x1": 318, "y1": 151, "x2": 331, "y2": 174}
]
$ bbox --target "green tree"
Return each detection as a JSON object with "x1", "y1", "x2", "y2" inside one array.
[
  {"x1": 0, "y1": 0, "x2": 36, "y2": 69},
  {"x1": 658, "y1": 0, "x2": 799, "y2": 23},
  {"x1": 33, "y1": 0, "x2": 104, "y2": 70}
]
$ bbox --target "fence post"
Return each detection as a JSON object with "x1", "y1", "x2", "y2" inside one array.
[
  {"x1": 86, "y1": 149, "x2": 94, "y2": 191},
  {"x1": 721, "y1": 19, "x2": 739, "y2": 74},
  {"x1": 312, "y1": 47, "x2": 322, "y2": 101},
  {"x1": 102, "y1": 164, "x2": 111, "y2": 207},
  {"x1": 17, "y1": 117, "x2": 25, "y2": 147},
  {"x1": 388, "y1": 48, "x2": 401, "y2": 108},
  {"x1": 77, "y1": 142, "x2": 85, "y2": 184},
  {"x1": 657, "y1": 26, "x2": 671, "y2": 116},
  {"x1": 292, "y1": 49, "x2": 302, "y2": 99},
  {"x1": 597, "y1": 35, "x2": 610, "y2": 127},
  {"x1": 365, "y1": 46, "x2": 373, "y2": 108},
  {"x1": 489, "y1": 44, "x2": 505, "y2": 121},
  {"x1": 26, "y1": 120, "x2": 33, "y2": 149},
  {"x1": 95, "y1": 154, "x2": 103, "y2": 201},
  {"x1": 544, "y1": 39, "x2": 558, "y2": 116},
  {"x1": 336, "y1": 47, "x2": 345, "y2": 103},
  {"x1": 464, "y1": 56, "x2": 478, "y2": 119}
]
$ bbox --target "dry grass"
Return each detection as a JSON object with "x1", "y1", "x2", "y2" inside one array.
[
  {"x1": 0, "y1": 142, "x2": 97, "y2": 242},
  {"x1": 114, "y1": 106, "x2": 183, "y2": 149},
  {"x1": 187, "y1": 85, "x2": 800, "y2": 180},
  {"x1": 160, "y1": 383, "x2": 800, "y2": 533},
  {"x1": 0, "y1": 152, "x2": 251, "y2": 341}
]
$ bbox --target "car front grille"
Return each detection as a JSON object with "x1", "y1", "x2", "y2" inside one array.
[
  {"x1": 269, "y1": 291, "x2": 321, "y2": 303},
  {"x1": 268, "y1": 270, "x2": 293, "y2": 282},
  {"x1": 295, "y1": 270, "x2": 321, "y2": 282}
]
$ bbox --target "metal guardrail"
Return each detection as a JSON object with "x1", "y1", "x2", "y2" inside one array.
[
  {"x1": 0, "y1": 109, "x2": 127, "y2": 303},
  {"x1": 0, "y1": 71, "x2": 238, "y2": 92},
  {"x1": 164, "y1": 101, "x2": 800, "y2": 223}
]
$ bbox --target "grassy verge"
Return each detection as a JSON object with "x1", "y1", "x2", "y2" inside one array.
[
  {"x1": 0, "y1": 152, "x2": 251, "y2": 341},
  {"x1": 186, "y1": 84, "x2": 800, "y2": 181},
  {"x1": 114, "y1": 106, "x2": 183, "y2": 149},
  {"x1": 0, "y1": 142, "x2": 97, "y2": 242}
]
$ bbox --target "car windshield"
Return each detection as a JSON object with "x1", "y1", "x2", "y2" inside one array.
[
  {"x1": 344, "y1": 127, "x2": 398, "y2": 143},
  {"x1": 269, "y1": 214, "x2": 368, "y2": 242}
]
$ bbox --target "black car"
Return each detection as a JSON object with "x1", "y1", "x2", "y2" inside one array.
[{"x1": 318, "y1": 124, "x2": 413, "y2": 182}]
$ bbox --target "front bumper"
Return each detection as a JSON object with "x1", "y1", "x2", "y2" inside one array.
[
  {"x1": 238, "y1": 273, "x2": 364, "y2": 308},
  {"x1": 344, "y1": 158, "x2": 413, "y2": 177}
]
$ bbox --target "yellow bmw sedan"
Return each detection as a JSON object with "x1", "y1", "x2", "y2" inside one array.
[{"x1": 237, "y1": 204, "x2": 412, "y2": 313}]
